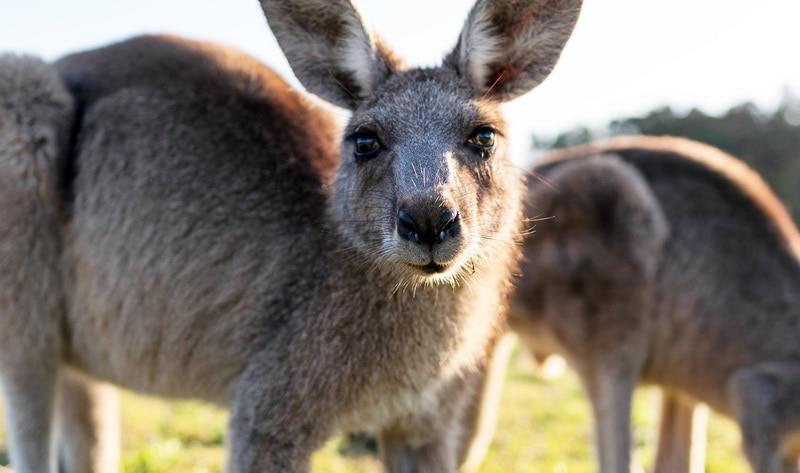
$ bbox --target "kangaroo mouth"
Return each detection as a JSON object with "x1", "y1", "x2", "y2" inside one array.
[{"x1": 408, "y1": 262, "x2": 448, "y2": 274}]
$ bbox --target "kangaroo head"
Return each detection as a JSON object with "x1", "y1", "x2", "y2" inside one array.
[{"x1": 261, "y1": 0, "x2": 582, "y2": 285}]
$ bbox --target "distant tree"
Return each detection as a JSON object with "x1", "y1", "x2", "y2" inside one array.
[{"x1": 533, "y1": 96, "x2": 800, "y2": 221}]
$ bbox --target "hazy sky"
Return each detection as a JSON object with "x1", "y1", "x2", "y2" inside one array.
[{"x1": 3, "y1": 0, "x2": 799, "y2": 162}]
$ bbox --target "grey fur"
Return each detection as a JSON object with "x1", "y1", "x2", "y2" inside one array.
[
  {"x1": 0, "y1": 0, "x2": 581, "y2": 471},
  {"x1": 0, "y1": 54, "x2": 73, "y2": 473},
  {"x1": 510, "y1": 136, "x2": 800, "y2": 473}
]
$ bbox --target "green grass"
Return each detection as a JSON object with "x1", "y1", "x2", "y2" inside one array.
[{"x1": 0, "y1": 347, "x2": 749, "y2": 472}]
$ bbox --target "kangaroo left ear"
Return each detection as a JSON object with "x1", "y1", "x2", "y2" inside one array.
[{"x1": 448, "y1": 0, "x2": 583, "y2": 102}]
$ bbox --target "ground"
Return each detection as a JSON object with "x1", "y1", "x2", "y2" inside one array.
[{"x1": 0, "y1": 345, "x2": 749, "y2": 472}]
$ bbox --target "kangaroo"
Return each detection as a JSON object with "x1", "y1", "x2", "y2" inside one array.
[
  {"x1": 0, "y1": 0, "x2": 582, "y2": 471},
  {"x1": 508, "y1": 136, "x2": 800, "y2": 473}
]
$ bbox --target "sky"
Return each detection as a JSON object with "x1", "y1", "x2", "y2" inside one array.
[{"x1": 2, "y1": 0, "x2": 799, "y2": 163}]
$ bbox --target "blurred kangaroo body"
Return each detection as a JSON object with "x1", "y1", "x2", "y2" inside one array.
[
  {"x1": 0, "y1": 0, "x2": 582, "y2": 471},
  {"x1": 511, "y1": 136, "x2": 800, "y2": 473}
]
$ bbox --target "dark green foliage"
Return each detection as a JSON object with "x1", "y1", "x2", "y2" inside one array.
[{"x1": 533, "y1": 96, "x2": 800, "y2": 221}]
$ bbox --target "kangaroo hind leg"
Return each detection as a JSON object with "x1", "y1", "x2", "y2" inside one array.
[{"x1": 57, "y1": 371, "x2": 120, "y2": 473}]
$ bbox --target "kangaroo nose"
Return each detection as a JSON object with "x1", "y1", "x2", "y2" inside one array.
[
  {"x1": 397, "y1": 210, "x2": 420, "y2": 243},
  {"x1": 397, "y1": 208, "x2": 461, "y2": 245}
]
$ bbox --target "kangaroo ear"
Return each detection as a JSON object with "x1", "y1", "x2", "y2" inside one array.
[
  {"x1": 260, "y1": 0, "x2": 403, "y2": 110},
  {"x1": 449, "y1": 0, "x2": 582, "y2": 101}
]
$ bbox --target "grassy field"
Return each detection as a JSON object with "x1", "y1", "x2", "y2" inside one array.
[{"x1": 0, "y1": 345, "x2": 750, "y2": 472}]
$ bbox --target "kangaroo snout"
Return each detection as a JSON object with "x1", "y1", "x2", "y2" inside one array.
[
  {"x1": 394, "y1": 194, "x2": 468, "y2": 274},
  {"x1": 397, "y1": 207, "x2": 461, "y2": 246}
]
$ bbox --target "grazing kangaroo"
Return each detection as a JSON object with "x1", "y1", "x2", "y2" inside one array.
[
  {"x1": 509, "y1": 136, "x2": 800, "y2": 473},
  {"x1": 0, "y1": 0, "x2": 582, "y2": 471}
]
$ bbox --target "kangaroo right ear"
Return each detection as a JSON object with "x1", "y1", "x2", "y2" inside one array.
[{"x1": 260, "y1": 0, "x2": 403, "y2": 110}]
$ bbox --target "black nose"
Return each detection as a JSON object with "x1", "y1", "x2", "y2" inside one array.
[{"x1": 397, "y1": 208, "x2": 461, "y2": 245}]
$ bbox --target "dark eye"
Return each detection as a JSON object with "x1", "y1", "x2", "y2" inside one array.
[
  {"x1": 352, "y1": 131, "x2": 382, "y2": 161},
  {"x1": 467, "y1": 126, "x2": 496, "y2": 150}
]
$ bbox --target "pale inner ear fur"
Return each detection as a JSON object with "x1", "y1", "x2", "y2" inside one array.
[
  {"x1": 261, "y1": 0, "x2": 401, "y2": 109},
  {"x1": 453, "y1": 0, "x2": 583, "y2": 101},
  {"x1": 337, "y1": 8, "x2": 381, "y2": 98},
  {"x1": 459, "y1": 5, "x2": 504, "y2": 92}
]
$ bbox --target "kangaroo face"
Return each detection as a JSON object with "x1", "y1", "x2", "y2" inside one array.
[
  {"x1": 332, "y1": 71, "x2": 516, "y2": 283},
  {"x1": 262, "y1": 0, "x2": 583, "y2": 285}
]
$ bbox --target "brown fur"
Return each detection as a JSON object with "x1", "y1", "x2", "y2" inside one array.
[
  {"x1": 0, "y1": 0, "x2": 582, "y2": 471},
  {"x1": 652, "y1": 392, "x2": 708, "y2": 473},
  {"x1": 511, "y1": 136, "x2": 800, "y2": 473}
]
